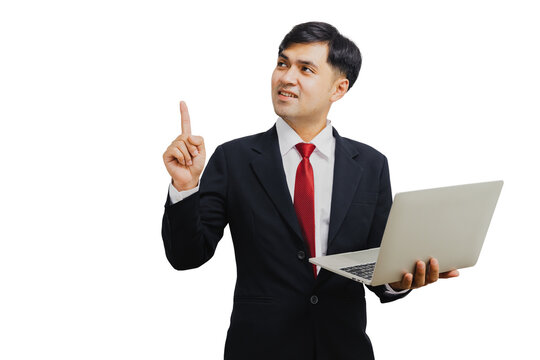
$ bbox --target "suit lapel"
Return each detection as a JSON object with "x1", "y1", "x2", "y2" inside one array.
[
  {"x1": 249, "y1": 124, "x2": 365, "y2": 263},
  {"x1": 326, "y1": 127, "x2": 364, "y2": 253},
  {"x1": 250, "y1": 125, "x2": 306, "y2": 247},
  {"x1": 315, "y1": 128, "x2": 364, "y2": 285}
]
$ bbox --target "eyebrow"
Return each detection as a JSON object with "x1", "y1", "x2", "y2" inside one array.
[{"x1": 279, "y1": 53, "x2": 319, "y2": 70}]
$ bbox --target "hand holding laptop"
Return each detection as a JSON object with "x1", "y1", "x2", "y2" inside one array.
[
  {"x1": 309, "y1": 181, "x2": 502, "y2": 287},
  {"x1": 388, "y1": 258, "x2": 460, "y2": 291}
]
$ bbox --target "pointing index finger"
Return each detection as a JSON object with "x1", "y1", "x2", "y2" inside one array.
[{"x1": 180, "y1": 100, "x2": 192, "y2": 135}]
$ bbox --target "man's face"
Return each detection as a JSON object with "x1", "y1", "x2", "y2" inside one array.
[{"x1": 271, "y1": 42, "x2": 344, "y2": 123}]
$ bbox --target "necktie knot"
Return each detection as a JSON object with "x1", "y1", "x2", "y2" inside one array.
[{"x1": 296, "y1": 143, "x2": 316, "y2": 159}]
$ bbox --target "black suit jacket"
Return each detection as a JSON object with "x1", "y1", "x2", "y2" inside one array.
[{"x1": 162, "y1": 124, "x2": 410, "y2": 359}]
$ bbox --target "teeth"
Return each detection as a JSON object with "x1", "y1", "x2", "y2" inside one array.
[{"x1": 280, "y1": 91, "x2": 296, "y2": 98}]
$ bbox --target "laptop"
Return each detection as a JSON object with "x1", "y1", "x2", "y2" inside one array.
[{"x1": 309, "y1": 180, "x2": 504, "y2": 286}]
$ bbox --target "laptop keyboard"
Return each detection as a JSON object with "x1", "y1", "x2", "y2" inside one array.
[{"x1": 340, "y1": 262, "x2": 376, "y2": 280}]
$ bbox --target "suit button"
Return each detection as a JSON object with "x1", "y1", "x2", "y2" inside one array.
[
  {"x1": 297, "y1": 251, "x2": 306, "y2": 260},
  {"x1": 310, "y1": 295, "x2": 319, "y2": 305}
]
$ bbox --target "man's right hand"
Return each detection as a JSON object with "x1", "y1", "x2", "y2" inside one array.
[{"x1": 163, "y1": 101, "x2": 206, "y2": 192}]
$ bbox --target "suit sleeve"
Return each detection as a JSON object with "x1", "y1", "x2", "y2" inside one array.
[
  {"x1": 365, "y1": 155, "x2": 412, "y2": 303},
  {"x1": 168, "y1": 182, "x2": 200, "y2": 204},
  {"x1": 161, "y1": 145, "x2": 228, "y2": 270}
]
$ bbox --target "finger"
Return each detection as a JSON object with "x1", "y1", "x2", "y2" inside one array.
[
  {"x1": 440, "y1": 269, "x2": 460, "y2": 278},
  {"x1": 173, "y1": 134, "x2": 200, "y2": 158},
  {"x1": 166, "y1": 145, "x2": 185, "y2": 166},
  {"x1": 187, "y1": 134, "x2": 204, "y2": 146},
  {"x1": 412, "y1": 261, "x2": 426, "y2": 288},
  {"x1": 180, "y1": 101, "x2": 192, "y2": 136},
  {"x1": 186, "y1": 135, "x2": 202, "y2": 156},
  {"x1": 173, "y1": 140, "x2": 192, "y2": 165},
  {"x1": 401, "y1": 273, "x2": 413, "y2": 289},
  {"x1": 427, "y1": 258, "x2": 439, "y2": 284}
]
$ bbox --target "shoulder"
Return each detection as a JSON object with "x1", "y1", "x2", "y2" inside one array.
[
  {"x1": 215, "y1": 126, "x2": 275, "y2": 155},
  {"x1": 336, "y1": 131, "x2": 388, "y2": 164},
  {"x1": 337, "y1": 133, "x2": 391, "y2": 185},
  {"x1": 204, "y1": 127, "x2": 274, "y2": 169},
  {"x1": 220, "y1": 130, "x2": 268, "y2": 149}
]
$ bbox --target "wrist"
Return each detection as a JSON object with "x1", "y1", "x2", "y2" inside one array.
[{"x1": 172, "y1": 178, "x2": 199, "y2": 192}]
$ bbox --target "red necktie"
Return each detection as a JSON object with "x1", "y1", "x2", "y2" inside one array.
[{"x1": 294, "y1": 143, "x2": 317, "y2": 278}]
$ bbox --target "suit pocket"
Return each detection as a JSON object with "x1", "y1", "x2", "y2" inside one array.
[
  {"x1": 233, "y1": 295, "x2": 275, "y2": 304},
  {"x1": 351, "y1": 191, "x2": 378, "y2": 205}
]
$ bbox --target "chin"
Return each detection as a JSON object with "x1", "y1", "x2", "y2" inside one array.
[
  {"x1": 274, "y1": 109, "x2": 293, "y2": 121},
  {"x1": 273, "y1": 104, "x2": 295, "y2": 120}
]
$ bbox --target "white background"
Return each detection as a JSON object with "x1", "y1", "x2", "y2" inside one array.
[{"x1": 1, "y1": 0, "x2": 539, "y2": 359}]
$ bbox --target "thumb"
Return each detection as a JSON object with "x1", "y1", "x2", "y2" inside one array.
[{"x1": 188, "y1": 135, "x2": 204, "y2": 146}]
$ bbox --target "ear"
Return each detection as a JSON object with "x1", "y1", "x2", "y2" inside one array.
[{"x1": 329, "y1": 76, "x2": 349, "y2": 103}]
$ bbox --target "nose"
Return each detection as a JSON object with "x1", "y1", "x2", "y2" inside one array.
[{"x1": 279, "y1": 66, "x2": 299, "y2": 86}]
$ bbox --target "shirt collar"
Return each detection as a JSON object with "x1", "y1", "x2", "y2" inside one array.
[{"x1": 275, "y1": 117, "x2": 334, "y2": 159}]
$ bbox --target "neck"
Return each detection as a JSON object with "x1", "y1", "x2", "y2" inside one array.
[{"x1": 283, "y1": 116, "x2": 328, "y2": 142}]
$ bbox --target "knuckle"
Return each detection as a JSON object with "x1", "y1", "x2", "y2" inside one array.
[
  {"x1": 176, "y1": 142, "x2": 188, "y2": 152},
  {"x1": 172, "y1": 140, "x2": 183, "y2": 148},
  {"x1": 174, "y1": 149, "x2": 184, "y2": 160}
]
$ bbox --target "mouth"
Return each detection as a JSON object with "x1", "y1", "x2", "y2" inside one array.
[{"x1": 277, "y1": 90, "x2": 298, "y2": 99}]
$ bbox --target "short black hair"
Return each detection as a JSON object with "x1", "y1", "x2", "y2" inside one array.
[{"x1": 278, "y1": 21, "x2": 362, "y2": 91}]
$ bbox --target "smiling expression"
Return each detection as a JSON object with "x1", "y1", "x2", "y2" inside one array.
[{"x1": 271, "y1": 42, "x2": 348, "y2": 124}]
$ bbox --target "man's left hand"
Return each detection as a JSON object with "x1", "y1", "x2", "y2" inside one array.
[{"x1": 388, "y1": 258, "x2": 460, "y2": 291}]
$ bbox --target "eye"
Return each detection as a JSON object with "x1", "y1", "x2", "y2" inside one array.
[
  {"x1": 277, "y1": 61, "x2": 287, "y2": 68},
  {"x1": 302, "y1": 66, "x2": 314, "y2": 73}
]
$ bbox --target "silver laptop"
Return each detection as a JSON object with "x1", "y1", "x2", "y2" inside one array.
[{"x1": 309, "y1": 180, "x2": 503, "y2": 286}]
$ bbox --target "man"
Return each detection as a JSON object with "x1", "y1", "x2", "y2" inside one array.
[{"x1": 162, "y1": 22, "x2": 458, "y2": 359}]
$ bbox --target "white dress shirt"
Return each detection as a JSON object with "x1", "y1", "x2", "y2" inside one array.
[
  {"x1": 276, "y1": 116, "x2": 334, "y2": 273},
  {"x1": 168, "y1": 117, "x2": 405, "y2": 293}
]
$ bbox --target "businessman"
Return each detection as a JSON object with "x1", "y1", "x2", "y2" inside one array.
[{"x1": 162, "y1": 22, "x2": 459, "y2": 359}]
